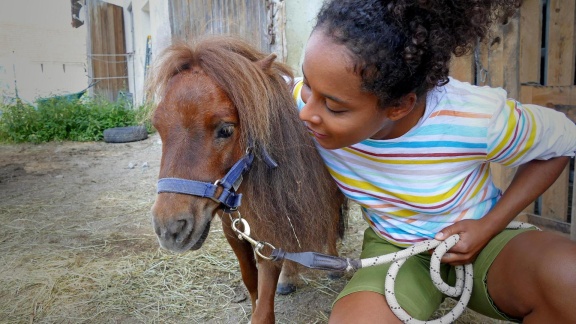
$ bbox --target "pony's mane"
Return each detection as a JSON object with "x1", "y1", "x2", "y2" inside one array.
[{"x1": 147, "y1": 36, "x2": 344, "y2": 252}]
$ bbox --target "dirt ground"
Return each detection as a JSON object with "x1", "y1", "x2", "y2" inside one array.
[{"x1": 0, "y1": 133, "x2": 507, "y2": 324}]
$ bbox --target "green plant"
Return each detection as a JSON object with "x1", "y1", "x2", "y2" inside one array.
[{"x1": 0, "y1": 95, "x2": 154, "y2": 143}]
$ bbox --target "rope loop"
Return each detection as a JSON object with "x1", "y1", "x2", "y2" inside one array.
[
  {"x1": 369, "y1": 221, "x2": 536, "y2": 323},
  {"x1": 382, "y1": 234, "x2": 472, "y2": 323}
]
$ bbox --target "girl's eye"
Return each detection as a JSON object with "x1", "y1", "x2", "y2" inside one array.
[
  {"x1": 326, "y1": 106, "x2": 344, "y2": 114},
  {"x1": 217, "y1": 124, "x2": 234, "y2": 138},
  {"x1": 326, "y1": 101, "x2": 346, "y2": 114}
]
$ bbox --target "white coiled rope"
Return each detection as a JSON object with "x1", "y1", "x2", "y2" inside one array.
[{"x1": 359, "y1": 221, "x2": 535, "y2": 323}]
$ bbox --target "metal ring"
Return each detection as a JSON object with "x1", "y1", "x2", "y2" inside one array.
[{"x1": 255, "y1": 241, "x2": 276, "y2": 260}]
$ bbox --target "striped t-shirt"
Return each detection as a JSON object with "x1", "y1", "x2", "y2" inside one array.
[{"x1": 293, "y1": 77, "x2": 576, "y2": 246}]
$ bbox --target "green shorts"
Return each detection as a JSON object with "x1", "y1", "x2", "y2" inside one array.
[{"x1": 336, "y1": 227, "x2": 536, "y2": 322}]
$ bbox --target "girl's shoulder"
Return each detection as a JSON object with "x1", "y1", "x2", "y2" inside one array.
[{"x1": 427, "y1": 77, "x2": 508, "y2": 117}]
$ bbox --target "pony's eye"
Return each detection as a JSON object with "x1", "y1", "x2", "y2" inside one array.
[{"x1": 217, "y1": 124, "x2": 234, "y2": 139}]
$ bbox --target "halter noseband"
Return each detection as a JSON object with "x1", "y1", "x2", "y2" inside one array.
[{"x1": 156, "y1": 145, "x2": 277, "y2": 212}]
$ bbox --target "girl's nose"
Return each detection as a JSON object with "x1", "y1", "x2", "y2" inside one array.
[{"x1": 299, "y1": 99, "x2": 322, "y2": 125}]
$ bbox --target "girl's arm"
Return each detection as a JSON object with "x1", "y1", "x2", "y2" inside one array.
[
  {"x1": 435, "y1": 96, "x2": 576, "y2": 265},
  {"x1": 481, "y1": 156, "x2": 570, "y2": 235},
  {"x1": 435, "y1": 156, "x2": 570, "y2": 265}
]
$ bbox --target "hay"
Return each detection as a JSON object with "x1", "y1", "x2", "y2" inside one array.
[
  {"x1": 0, "y1": 199, "x2": 508, "y2": 324},
  {"x1": 0, "y1": 139, "x2": 512, "y2": 324},
  {"x1": 0, "y1": 139, "x2": 251, "y2": 323},
  {"x1": 0, "y1": 225, "x2": 248, "y2": 323}
]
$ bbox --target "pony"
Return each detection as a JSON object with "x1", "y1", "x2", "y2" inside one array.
[{"x1": 146, "y1": 35, "x2": 346, "y2": 323}]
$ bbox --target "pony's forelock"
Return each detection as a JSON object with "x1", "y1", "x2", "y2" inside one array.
[{"x1": 147, "y1": 36, "x2": 290, "y2": 148}]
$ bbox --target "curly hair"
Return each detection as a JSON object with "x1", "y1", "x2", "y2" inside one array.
[{"x1": 314, "y1": 0, "x2": 520, "y2": 107}]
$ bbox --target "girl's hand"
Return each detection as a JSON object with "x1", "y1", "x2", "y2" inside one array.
[{"x1": 433, "y1": 218, "x2": 498, "y2": 266}]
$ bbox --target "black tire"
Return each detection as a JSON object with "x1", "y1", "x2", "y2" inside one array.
[{"x1": 103, "y1": 126, "x2": 148, "y2": 143}]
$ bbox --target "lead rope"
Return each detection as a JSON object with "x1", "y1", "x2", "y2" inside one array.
[
  {"x1": 359, "y1": 221, "x2": 535, "y2": 324},
  {"x1": 230, "y1": 212, "x2": 536, "y2": 323}
]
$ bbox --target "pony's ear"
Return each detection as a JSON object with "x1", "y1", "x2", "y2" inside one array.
[{"x1": 255, "y1": 53, "x2": 277, "y2": 70}]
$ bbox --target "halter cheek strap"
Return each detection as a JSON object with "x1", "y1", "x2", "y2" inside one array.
[
  {"x1": 157, "y1": 150, "x2": 254, "y2": 211},
  {"x1": 156, "y1": 145, "x2": 277, "y2": 212}
]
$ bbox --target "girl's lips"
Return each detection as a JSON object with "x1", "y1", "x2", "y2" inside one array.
[{"x1": 308, "y1": 127, "x2": 326, "y2": 139}]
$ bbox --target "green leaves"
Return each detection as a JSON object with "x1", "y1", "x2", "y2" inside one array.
[{"x1": 0, "y1": 96, "x2": 152, "y2": 143}]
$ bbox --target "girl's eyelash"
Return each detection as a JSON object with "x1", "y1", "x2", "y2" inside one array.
[{"x1": 326, "y1": 105, "x2": 344, "y2": 114}]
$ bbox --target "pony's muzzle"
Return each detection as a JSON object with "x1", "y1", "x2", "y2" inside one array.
[
  {"x1": 151, "y1": 212, "x2": 194, "y2": 250},
  {"x1": 151, "y1": 196, "x2": 215, "y2": 252},
  {"x1": 155, "y1": 217, "x2": 188, "y2": 242}
]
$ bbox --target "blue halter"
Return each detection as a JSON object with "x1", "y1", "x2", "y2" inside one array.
[{"x1": 156, "y1": 146, "x2": 277, "y2": 212}]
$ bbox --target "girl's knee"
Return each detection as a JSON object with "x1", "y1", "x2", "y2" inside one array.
[
  {"x1": 538, "y1": 238, "x2": 576, "y2": 290},
  {"x1": 330, "y1": 292, "x2": 402, "y2": 324}
]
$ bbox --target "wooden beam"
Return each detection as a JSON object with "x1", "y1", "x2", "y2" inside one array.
[
  {"x1": 520, "y1": 85, "x2": 576, "y2": 122},
  {"x1": 519, "y1": 0, "x2": 542, "y2": 84},
  {"x1": 503, "y1": 9, "x2": 521, "y2": 99},
  {"x1": 267, "y1": 0, "x2": 287, "y2": 62},
  {"x1": 546, "y1": 0, "x2": 576, "y2": 86},
  {"x1": 450, "y1": 54, "x2": 474, "y2": 84},
  {"x1": 520, "y1": 213, "x2": 571, "y2": 235},
  {"x1": 523, "y1": 84, "x2": 575, "y2": 221},
  {"x1": 542, "y1": 167, "x2": 570, "y2": 222},
  {"x1": 572, "y1": 160, "x2": 576, "y2": 241}
]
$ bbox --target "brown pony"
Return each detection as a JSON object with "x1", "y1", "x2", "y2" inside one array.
[{"x1": 146, "y1": 35, "x2": 345, "y2": 323}]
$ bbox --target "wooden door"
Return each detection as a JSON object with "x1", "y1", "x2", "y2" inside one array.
[{"x1": 86, "y1": 0, "x2": 129, "y2": 102}]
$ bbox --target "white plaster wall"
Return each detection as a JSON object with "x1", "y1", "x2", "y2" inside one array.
[
  {"x1": 285, "y1": 0, "x2": 323, "y2": 76},
  {"x1": 0, "y1": 0, "x2": 88, "y2": 104},
  {"x1": 126, "y1": 0, "x2": 151, "y2": 104},
  {"x1": 149, "y1": 0, "x2": 171, "y2": 59},
  {"x1": 0, "y1": 0, "x2": 168, "y2": 106}
]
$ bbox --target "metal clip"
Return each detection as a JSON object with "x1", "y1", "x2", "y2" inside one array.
[{"x1": 231, "y1": 217, "x2": 276, "y2": 260}]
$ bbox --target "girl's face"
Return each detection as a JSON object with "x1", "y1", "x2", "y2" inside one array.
[{"x1": 299, "y1": 30, "x2": 402, "y2": 150}]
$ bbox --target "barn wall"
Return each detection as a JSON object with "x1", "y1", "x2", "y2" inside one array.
[
  {"x1": 0, "y1": 0, "x2": 88, "y2": 104},
  {"x1": 168, "y1": 0, "x2": 271, "y2": 54}
]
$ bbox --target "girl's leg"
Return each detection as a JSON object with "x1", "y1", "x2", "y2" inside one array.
[
  {"x1": 487, "y1": 230, "x2": 576, "y2": 323},
  {"x1": 330, "y1": 291, "x2": 402, "y2": 323}
]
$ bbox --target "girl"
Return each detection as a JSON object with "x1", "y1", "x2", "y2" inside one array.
[{"x1": 292, "y1": 0, "x2": 576, "y2": 322}]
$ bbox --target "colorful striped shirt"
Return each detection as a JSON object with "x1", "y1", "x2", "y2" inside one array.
[{"x1": 293, "y1": 77, "x2": 576, "y2": 246}]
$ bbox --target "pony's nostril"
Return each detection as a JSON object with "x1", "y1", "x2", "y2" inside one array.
[
  {"x1": 171, "y1": 219, "x2": 188, "y2": 243},
  {"x1": 154, "y1": 218, "x2": 191, "y2": 243},
  {"x1": 166, "y1": 219, "x2": 184, "y2": 233}
]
